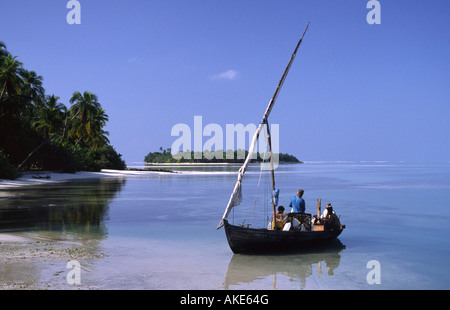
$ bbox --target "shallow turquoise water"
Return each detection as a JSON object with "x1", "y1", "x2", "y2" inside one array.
[{"x1": 1, "y1": 162, "x2": 449, "y2": 289}]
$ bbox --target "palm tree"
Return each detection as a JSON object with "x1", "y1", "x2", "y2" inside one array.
[
  {"x1": 87, "y1": 128, "x2": 110, "y2": 155},
  {"x1": 33, "y1": 95, "x2": 67, "y2": 140},
  {"x1": 0, "y1": 55, "x2": 26, "y2": 123},
  {"x1": 0, "y1": 55, "x2": 24, "y2": 100},
  {"x1": 18, "y1": 96, "x2": 74, "y2": 171},
  {"x1": 69, "y1": 91, "x2": 100, "y2": 123},
  {"x1": 86, "y1": 108, "x2": 110, "y2": 154},
  {"x1": 68, "y1": 91, "x2": 104, "y2": 149},
  {"x1": 21, "y1": 70, "x2": 45, "y2": 105},
  {"x1": 0, "y1": 41, "x2": 9, "y2": 63},
  {"x1": 46, "y1": 94, "x2": 67, "y2": 113}
]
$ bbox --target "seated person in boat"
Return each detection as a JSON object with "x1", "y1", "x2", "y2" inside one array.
[
  {"x1": 289, "y1": 189, "x2": 306, "y2": 213},
  {"x1": 276, "y1": 206, "x2": 285, "y2": 215},
  {"x1": 321, "y1": 203, "x2": 335, "y2": 218},
  {"x1": 322, "y1": 204, "x2": 341, "y2": 230},
  {"x1": 275, "y1": 206, "x2": 289, "y2": 230}
]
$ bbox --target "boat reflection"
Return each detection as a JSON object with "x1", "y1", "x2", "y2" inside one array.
[
  {"x1": 223, "y1": 239, "x2": 346, "y2": 289},
  {"x1": 0, "y1": 178, "x2": 125, "y2": 239}
]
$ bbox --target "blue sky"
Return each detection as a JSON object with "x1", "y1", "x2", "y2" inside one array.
[{"x1": 1, "y1": 0, "x2": 449, "y2": 164}]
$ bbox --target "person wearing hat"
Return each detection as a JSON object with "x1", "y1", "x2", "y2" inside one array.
[
  {"x1": 321, "y1": 203, "x2": 335, "y2": 219},
  {"x1": 322, "y1": 203, "x2": 341, "y2": 230},
  {"x1": 274, "y1": 206, "x2": 288, "y2": 230}
]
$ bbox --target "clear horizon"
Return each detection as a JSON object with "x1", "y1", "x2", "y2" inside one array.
[{"x1": 1, "y1": 0, "x2": 449, "y2": 164}]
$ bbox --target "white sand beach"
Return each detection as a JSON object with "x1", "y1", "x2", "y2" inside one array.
[
  {"x1": 0, "y1": 232, "x2": 107, "y2": 290},
  {"x1": 0, "y1": 169, "x2": 176, "y2": 189},
  {"x1": 0, "y1": 167, "x2": 238, "y2": 190}
]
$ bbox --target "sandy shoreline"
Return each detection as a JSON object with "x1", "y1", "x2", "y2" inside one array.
[
  {"x1": 0, "y1": 167, "x2": 239, "y2": 190},
  {"x1": 0, "y1": 232, "x2": 106, "y2": 290},
  {"x1": 0, "y1": 169, "x2": 176, "y2": 189}
]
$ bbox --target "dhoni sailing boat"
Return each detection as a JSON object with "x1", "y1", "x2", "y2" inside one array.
[{"x1": 217, "y1": 22, "x2": 345, "y2": 254}]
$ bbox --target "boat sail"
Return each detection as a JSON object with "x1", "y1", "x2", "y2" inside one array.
[{"x1": 217, "y1": 22, "x2": 345, "y2": 254}]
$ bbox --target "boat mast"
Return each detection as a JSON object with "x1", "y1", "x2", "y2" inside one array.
[
  {"x1": 217, "y1": 22, "x2": 309, "y2": 230},
  {"x1": 265, "y1": 119, "x2": 277, "y2": 230},
  {"x1": 260, "y1": 21, "x2": 309, "y2": 122},
  {"x1": 262, "y1": 22, "x2": 309, "y2": 229}
]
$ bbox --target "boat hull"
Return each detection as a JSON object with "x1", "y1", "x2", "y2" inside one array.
[{"x1": 223, "y1": 219, "x2": 344, "y2": 254}]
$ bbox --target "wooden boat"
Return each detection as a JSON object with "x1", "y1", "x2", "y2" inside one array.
[
  {"x1": 224, "y1": 219, "x2": 344, "y2": 254},
  {"x1": 217, "y1": 22, "x2": 345, "y2": 254}
]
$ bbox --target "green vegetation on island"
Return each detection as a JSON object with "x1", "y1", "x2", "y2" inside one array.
[
  {"x1": 0, "y1": 42, "x2": 126, "y2": 179},
  {"x1": 144, "y1": 148, "x2": 302, "y2": 164}
]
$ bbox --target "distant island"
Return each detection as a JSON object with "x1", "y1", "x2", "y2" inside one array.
[{"x1": 144, "y1": 148, "x2": 302, "y2": 164}]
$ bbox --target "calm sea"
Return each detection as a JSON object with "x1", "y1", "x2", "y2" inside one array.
[{"x1": 1, "y1": 162, "x2": 449, "y2": 289}]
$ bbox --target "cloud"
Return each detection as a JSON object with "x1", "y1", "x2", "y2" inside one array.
[
  {"x1": 127, "y1": 56, "x2": 138, "y2": 63},
  {"x1": 210, "y1": 69, "x2": 239, "y2": 80}
]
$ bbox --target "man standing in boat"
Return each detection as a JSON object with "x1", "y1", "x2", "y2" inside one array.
[{"x1": 289, "y1": 189, "x2": 306, "y2": 213}]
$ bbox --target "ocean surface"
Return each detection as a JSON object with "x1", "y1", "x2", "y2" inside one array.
[{"x1": 1, "y1": 162, "x2": 449, "y2": 289}]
